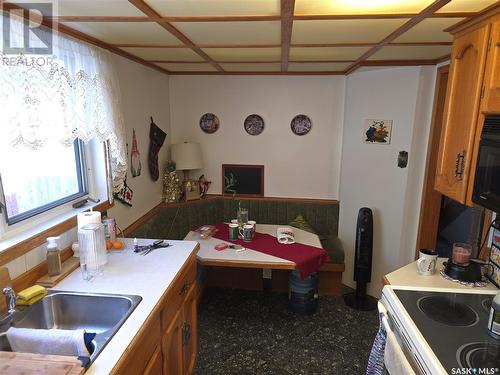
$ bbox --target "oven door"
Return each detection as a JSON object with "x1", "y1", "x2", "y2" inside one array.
[
  {"x1": 378, "y1": 302, "x2": 424, "y2": 375},
  {"x1": 473, "y1": 138, "x2": 500, "y2": 211}
]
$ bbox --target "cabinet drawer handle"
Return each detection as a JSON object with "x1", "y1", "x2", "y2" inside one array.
[
  {"x1": 454, "y1": 150, "x2": 466, "y2": 179},
  {"x1": 179, "y1": 282, "x2": 190, "y2": 295},
  {"x1": 182, "y1": 323, "x2": 191, "y2": 346}
]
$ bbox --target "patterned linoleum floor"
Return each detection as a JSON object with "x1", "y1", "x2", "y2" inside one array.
[{"x1": 194, "y1": 287, "x2": 379, "y2": 375}]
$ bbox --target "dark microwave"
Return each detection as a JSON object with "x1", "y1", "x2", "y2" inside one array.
[{"x1": 472, "y1": 115, "x2": 500, "y2": 212}]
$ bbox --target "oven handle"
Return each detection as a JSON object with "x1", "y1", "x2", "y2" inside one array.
[{"x1": 378, "y1": 301, "x2": 391, "y2": 333}]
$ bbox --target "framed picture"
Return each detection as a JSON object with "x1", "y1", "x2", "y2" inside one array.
[
  {"x1": 363, "y1": 119, "x2": 392, "y2": 144},
  {"x1": 222, "y1": 164, "x2": 264, "y2": 197}
]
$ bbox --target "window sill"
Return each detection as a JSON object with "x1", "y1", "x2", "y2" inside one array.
[{"x1": 0, "y1": 199, "x2": 113, "y2": 266}]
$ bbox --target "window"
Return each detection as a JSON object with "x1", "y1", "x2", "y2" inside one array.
[{"x1": 0, "y1": 140, "x2": 87, "y2": 225}]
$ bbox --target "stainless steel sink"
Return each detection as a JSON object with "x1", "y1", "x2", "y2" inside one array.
[{"x1": 0, "y1": 290, "x2": 142, "y2": 364}]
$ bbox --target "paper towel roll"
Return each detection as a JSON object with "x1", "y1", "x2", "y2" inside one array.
[{"x1": 77, "y1": 211, "x2": 101, "y2": 229}]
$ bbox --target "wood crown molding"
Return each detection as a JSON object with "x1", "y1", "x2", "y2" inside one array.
[{"x1": 444, "y1": 2, "x2": 500, "y2": 34}]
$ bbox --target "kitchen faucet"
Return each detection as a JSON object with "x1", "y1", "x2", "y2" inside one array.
[{"x1": 2, "y1": 286, "x2": 17, "y2": 315}]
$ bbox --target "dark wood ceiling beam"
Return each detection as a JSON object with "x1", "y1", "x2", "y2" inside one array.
[
  {"x1": 343, "y1": 0, "x2": 452, "y2": 75},
  {"x1": 150, "y1": 59, "x2": 355, "y2": 64},
  {"x1": 280, "y1": 0, "x2": 295, "y2": 72},
  {"x1": 294, "y1": 11, "x2": 474, "y2": 20},
  {"x1": 128, "y1": 0, "x2": 224, "y2": 72},
  {"x1": 49, "y1": 12, "x2": 475, "y2": 23}
]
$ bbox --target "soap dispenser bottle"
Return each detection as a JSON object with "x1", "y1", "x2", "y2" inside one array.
[
  {"x1": 46, "y1": 236, "x2": 62, "y2": 276},
  {"x1": 488, "y1": 290, "x2": 500, "y2": 340}
]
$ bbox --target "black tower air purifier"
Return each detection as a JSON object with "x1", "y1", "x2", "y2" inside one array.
[{"x1": 344, "y1": 207, "x2": 377, "y2": 311}]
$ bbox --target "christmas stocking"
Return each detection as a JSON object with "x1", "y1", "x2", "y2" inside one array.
[{"x1": 148, "y1": 117, "x2": 167, "y2": 181}]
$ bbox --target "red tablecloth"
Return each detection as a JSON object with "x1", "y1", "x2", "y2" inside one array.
[{"x1": 209, "y1": 223, "x2": 330, "y2": 279}]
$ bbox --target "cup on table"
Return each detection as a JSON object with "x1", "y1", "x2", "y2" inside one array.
[
  {"x1": 416, "y1": 249, "x2": 438, "y2": 276},
  {"x1": 452, "y1": 243, "x2": 472, "y2": 266},
  {"x1": 230, "y1": 219, "x2": 238, "y2": 225},
  {"x1": 228, "y1": 223, "x2": 239, "y2": 241},
  {"x1": 247, "y1": 220, "x2": 256, "y2": 238},
  {"x1": 239, "y1": 224, "x2": 253, "y2": 243}
]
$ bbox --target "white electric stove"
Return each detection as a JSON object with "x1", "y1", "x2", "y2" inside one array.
[{"x1": 380, "y1": 285, "x2": 499, "y2": 375}]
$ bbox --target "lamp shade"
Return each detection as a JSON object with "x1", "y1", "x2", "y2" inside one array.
[{"x1": 171, "y1": 142, "x2": 203, "y2": 170}]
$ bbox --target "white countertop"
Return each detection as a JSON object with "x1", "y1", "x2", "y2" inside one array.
[
  {"x1": 187, "y1": 223, "x2": 322, "y2": 266},
  {"x1": 385, "y1": 257, "x2": 498, "y2": 292},
  {"x1": 53, "y1": 238, "x2": 198, "y2": 375}
]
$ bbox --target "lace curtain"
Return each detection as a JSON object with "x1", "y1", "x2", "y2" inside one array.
[{"x1": 0, "y1": 14, "x2": 127, "y2": 193}]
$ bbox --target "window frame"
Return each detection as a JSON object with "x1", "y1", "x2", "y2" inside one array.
[{"x1": 0, "y1": 139, "x2": 88, "y2": 226}]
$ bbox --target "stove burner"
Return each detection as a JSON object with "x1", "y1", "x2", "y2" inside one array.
[
  {"x1": 417, "y1": 296, "x2": 478, "y2": 326},
  {"x1": 457, "y1": 342, "x2": 500, "y2": 369}
]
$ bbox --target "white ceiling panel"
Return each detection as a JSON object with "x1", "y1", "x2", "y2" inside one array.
[
  {"x1": 56, "y1": 0, "x2": 144, "y2": 16},
  {"x1": 394, "y1": 18, "x2": 464, "y2": 42},
  {"x1": 62, "y1": 22, "x2": 183, "y2": 45},
  {"x1": 292, "y1": 19, "x2": 408, "y2": 44},
  {"x1": 438, "y1": 0, "x2": 499, "y2": 13},
  {"x1": 369, "y1": 45, "x2": 452, "y2": 60},
  {"x1": 155, "y1": 63, "x2": 218, "y2": 72},
  {"x1": 221, "y1": 63, "x2": 281, "y2": 72},
  {"x1": 295, "y1": 0, "x2": 434, "y2": 15},
  {"x1": 202, "y1": 48, "x2": 281, "y2": 62},
  {"x1": 173, "y1": 21, "x2": 280, "y2": 45},
  {"x1": 121, "y1": 47, "x2": 204, "y2": 61},
  {"x1": 144, "y1": 0, "x2": 280, "y2": 16},
  {"x1": 288, "y1": 62, "x2": 351, "y2": 72},
  {"x1": 290, "y1": 47, "x2": 370, "y2": 61}
]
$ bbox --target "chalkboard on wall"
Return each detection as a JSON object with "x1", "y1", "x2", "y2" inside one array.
[{"x1": 222, "y1": 164, "x2": 264, "y2": 197}]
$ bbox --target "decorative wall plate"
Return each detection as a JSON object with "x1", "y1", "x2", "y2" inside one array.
[
  {"x1": 244, "y1": 114, "x2": 265, "y2": 135},
  {"x1": 291, "y1": 114, "x2": 312, "y2": 136},
  {"x1": 199, "y1": 113, "x2": 220, "y2": 134}
]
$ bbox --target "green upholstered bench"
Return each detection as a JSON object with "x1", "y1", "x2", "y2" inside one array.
[{"x1": 130, "y1": 196, "x2": 344, "y2": 296}]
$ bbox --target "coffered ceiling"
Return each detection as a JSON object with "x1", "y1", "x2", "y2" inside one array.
[{"x1": 3, "y1": 0, "x2": 499, "y2": 75}]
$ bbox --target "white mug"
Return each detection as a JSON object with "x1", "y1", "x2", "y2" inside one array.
[{"x1": 416, "y1": 249, "x2": 438, "y2": 276}]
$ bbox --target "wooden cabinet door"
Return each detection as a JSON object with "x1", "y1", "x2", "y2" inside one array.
[
  {"x1": 144, "y1": 345, "x2": 163, "y2": 375},
  {"x1": 162, "y1": 309, "x2": 184, "y2": 375},
  {"x1": 435, "y1": 23, "x2": 490, "y2": 203},
  {"x1": 483, "y1": 19, "x2": 500, "y2": 112},
  {"x1": 182, "y1": 284, "x2": 198, "y2": 375}
]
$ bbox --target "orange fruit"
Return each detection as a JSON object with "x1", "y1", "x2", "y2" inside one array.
[
  {"x1": 106, "y1": 241, "x2": 113, "y2": 250},
  {"x1": 112, "y1": 241, "x2": 123, "y2": 249}
]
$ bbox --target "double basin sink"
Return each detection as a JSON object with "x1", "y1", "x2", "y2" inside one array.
[{"x1": 0, "y1": 291, "x2": 142, "y2": 363}]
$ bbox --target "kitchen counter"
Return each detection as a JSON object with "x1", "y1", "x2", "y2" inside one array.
[
  {"x1": 53, "y1": 238, "x2": 198, "y2": 375},
  {"x1": 384, "y1": 257, "x2": 498, "y2": 292}
]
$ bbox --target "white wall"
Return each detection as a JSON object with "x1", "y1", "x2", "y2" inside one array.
[
  {"x1": 169, "y1": 75, "x2": 345, "y2": 199},
  {"x1": 107, "y1": 55, "x2": 171, "y2": 230},
  {"x1": 4, "y1": 54, "x2": 171, "y2": 279},
  {"x1": 339, "y1": 66, "x2": 436, "y2": 298}
]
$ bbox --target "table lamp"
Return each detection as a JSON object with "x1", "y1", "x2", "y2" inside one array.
[{"x1": 171, "y1": 142, "x2": 203, "y2": 201}]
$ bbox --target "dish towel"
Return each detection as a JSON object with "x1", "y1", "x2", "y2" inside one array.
[
  {"x1": 6, "y1": 327, "x2": 91, "y2": 357},
  {"x1": 366, "y1": 312, "x2": 387, "y2": 375},
  {"x1": 384, "y1": 328, "x2": 415, "y2": 375},
  {"x1": 276, "y1": 227, "x2": 295, "y2": 244}
]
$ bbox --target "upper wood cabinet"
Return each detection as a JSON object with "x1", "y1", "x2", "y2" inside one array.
[
  {"x1": 483, "y1": 19, "x2": 500, "y2": 112},
  {"x1": 435, "y1": 8, "x2": 500, "y2": 205}
]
